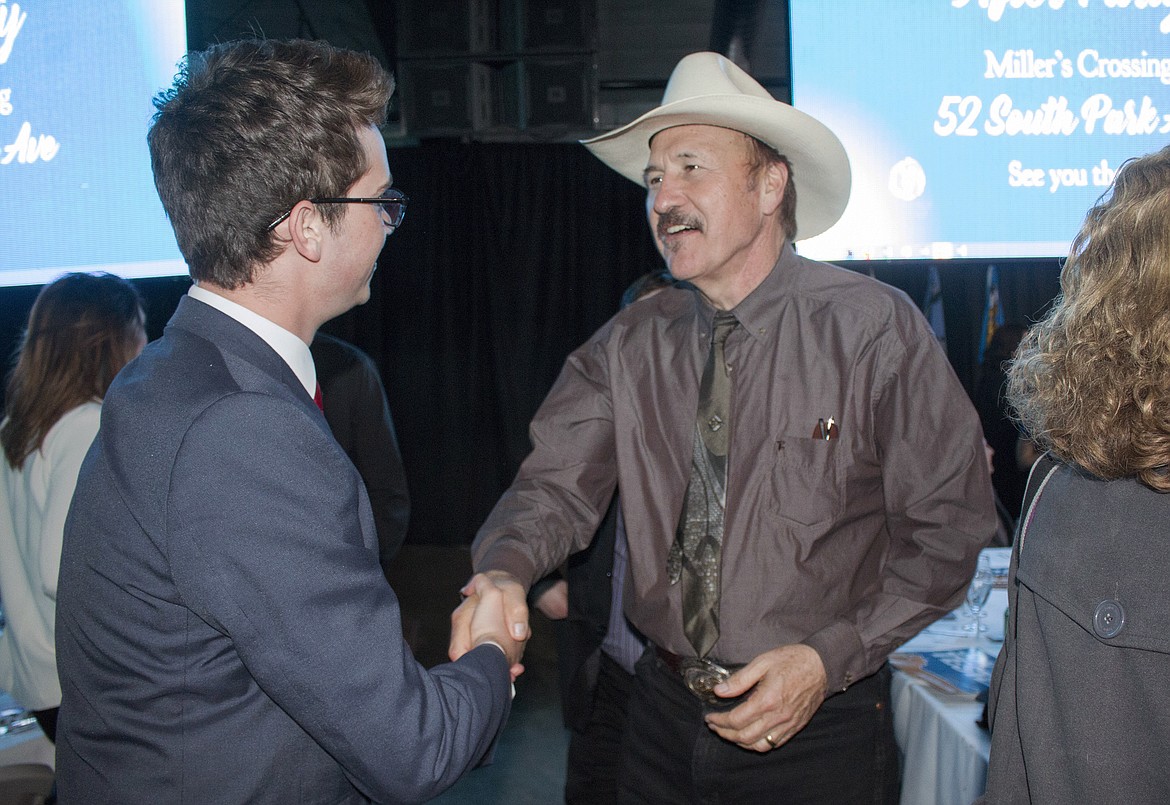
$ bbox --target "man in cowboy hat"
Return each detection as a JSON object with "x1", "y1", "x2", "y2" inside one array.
[{"x1": 454, "y1": 52, "x2": 995, "y2": 802}]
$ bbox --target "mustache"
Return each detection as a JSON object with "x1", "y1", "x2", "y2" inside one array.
[{"x1": 656, "y1": 209, "x2": 702, "y2": 241}]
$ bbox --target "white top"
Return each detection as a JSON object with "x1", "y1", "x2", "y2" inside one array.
[
  {"x1": 188, "y1": 285, "x2": 317, "y2": 397},
  {"x1": 0, "y1": 402, "x2": 101, "y2": 710}
]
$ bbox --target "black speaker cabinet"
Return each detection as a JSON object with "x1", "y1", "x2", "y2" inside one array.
[
  {"x1": 524, "y1": 57, "x2": 596, "y2": 128},
  {"x1": 519, "y1": 0, "x2": 596, "y2": 51},
  {"x1": 398, "y1": 0, "x2": 496, "y2": 56},
  {"x1": 400, "y1": 61, "x2": 492, "y2": 134}
]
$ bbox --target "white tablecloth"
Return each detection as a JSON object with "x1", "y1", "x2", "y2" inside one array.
[
  {"x1": 0, "y1": 691, "x2": 53, "y2": 769},
  {"x1": 893, "y1": 547, "x2": 1011, "y2": 805},
  {"x1": 0, "y1": 727, "x2": 53, "y2": 769}
]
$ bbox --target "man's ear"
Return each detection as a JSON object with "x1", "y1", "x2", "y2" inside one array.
[
  {"x1": 286, "y1": 201, "x2": 325, "y2": 263},
  {"x1": 759, "y1": 160, "x2": 789, "y2": 217}
]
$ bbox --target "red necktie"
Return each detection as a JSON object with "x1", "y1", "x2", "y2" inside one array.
[{"x1": 313, "y1": 382, "x2": 324, "y2": 411}]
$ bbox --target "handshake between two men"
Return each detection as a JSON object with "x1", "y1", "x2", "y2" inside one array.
[{"x1": 451, "y1": 570, "x2": 531, "y2": 681}]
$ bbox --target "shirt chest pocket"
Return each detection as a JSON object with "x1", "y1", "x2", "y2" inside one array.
[{"x1": 766, "y1": 436, "x2": 845, "y2": 527}]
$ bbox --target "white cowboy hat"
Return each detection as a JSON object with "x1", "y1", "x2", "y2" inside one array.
[{"x1": 581, "y1": 52, "x2": 851, "y2": 241}]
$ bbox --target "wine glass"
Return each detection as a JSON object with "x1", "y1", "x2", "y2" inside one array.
[{"x1": 964, "y1": 555, "x2": 994, "y2": 633}]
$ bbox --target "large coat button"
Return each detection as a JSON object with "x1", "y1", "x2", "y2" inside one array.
[{"x1": 1092, "y1": 599, "x2": 1125, "y2": 639}]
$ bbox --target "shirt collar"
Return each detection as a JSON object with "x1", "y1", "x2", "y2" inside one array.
[
  {"x1": 724, "y1": 245, "x2": 800, "y2": 343},
  {"x1": 188, "y1": 284, "x2": 317, "y2": 397},
  {"x1": 687, "y1": 246, "x2": 795, "y2": 342}
]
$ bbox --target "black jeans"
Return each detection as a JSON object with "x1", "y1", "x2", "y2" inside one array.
[
  {"x1": 616, "y1": 648, "x2": 901, "y2": 804},
  {"x1": 33, "y1": 707, "x2": 57, "y2": 743},
  {"x1": 565, "y1": 652, "x2": 636, "y2": 804}
]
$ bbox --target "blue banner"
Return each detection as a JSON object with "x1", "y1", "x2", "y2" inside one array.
[
  {"x1": 789, "y1": 1, "x2": 1170, "y2": 262},
  {"x1": 0, "y1": 0, "x2": 187, "y2": 285}
]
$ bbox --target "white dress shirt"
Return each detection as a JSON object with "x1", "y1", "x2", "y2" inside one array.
[{"x1": 188, "y1": 284, "x2": 317, "y2": 399}]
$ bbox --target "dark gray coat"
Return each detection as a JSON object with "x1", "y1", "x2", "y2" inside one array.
[{"x1": 984, "y1": 459, "x2": 1170, "y2": 803}]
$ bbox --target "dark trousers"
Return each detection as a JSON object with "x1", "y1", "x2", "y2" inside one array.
[
  {"x1": 616, "y1": 649, "x2": 901, "y2": 804},
  {"x1": 565, "y1": 652, "x2": 636, "y2": 804},
  {"x1": 33, "y1": 707, "x2": 57, "y2": 743}
]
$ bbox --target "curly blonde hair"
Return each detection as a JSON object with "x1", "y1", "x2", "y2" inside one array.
[{"x1": 1007, "y1": 145, "x2": 1170, "y2": 491}]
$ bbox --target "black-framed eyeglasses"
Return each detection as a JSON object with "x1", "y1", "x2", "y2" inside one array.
[{"x1": 266, "y1": 187, "x2": 408, "y2": 232}]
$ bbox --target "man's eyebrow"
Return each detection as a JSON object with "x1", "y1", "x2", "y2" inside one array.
[{"x1": 643, "y1": 147, "x2": 710, "y2": 182}]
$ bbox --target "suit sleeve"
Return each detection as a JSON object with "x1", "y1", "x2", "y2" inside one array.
[{"x1": 166, "y1": 392, "x2": 510, "y2": 803}]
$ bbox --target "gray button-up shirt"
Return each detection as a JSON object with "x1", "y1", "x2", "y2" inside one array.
[{"x1": 474, "y1": 246, "x2": 995, "y2": 694}]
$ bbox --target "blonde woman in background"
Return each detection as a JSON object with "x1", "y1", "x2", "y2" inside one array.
[{"x1": 0, "y1": 272, "x2": 146, "y2": 742}]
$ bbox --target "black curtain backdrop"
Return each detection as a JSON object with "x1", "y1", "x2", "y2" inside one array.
[
  {"x1": 0, "y1": 141, "x2": 1063, "y2": 546},
  {"x1": 319, "y1": 141, "x2": 664, "y2": 545}
]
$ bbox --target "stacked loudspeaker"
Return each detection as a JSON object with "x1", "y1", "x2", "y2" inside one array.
[{"x1": 397, "y1": 0, "x2": 598, "y2": 139}]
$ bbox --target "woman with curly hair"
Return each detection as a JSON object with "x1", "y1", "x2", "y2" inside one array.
[
  {"x1": 0, "y1": 272, "x2": 145, "y2": 743},
  {"x1": 982, "y1": 147, "x2": 1170, "y2": 803}
]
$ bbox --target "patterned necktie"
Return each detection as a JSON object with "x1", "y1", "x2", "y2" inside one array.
[{"x1": 668, "y1": 311, "x2": 737, "y2": 657}]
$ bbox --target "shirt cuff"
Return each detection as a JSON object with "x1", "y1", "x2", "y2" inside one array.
[
  {"x1": 801, "y1": 619, "x2": 867, "y2": 695},
  {"x1": 475, "y1": 641, "x2": 517, "y2": 699}
]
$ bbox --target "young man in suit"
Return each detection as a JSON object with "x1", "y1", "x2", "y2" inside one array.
[{"x1": 55, "y1": 39, "x2": 522, "y2": 804}]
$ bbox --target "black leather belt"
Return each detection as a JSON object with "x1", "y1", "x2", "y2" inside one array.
[{"x1": 655, "y1": 646, "x2": 745, "y2": 706}]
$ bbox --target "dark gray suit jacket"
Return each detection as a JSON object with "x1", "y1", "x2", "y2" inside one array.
[
  {"x1": 56, "y1": 297, "x2": 510, "y2": 804},
  {"x1": 311, "y1": 333, "x2": 410, "y2": 575}
]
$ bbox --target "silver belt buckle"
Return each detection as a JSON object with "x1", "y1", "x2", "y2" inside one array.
[{"x1": 679, "y1": 657, "x2": 733, "y2": 706}]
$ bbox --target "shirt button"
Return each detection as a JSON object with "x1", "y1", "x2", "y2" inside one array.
[{"x1": 1092, "y1": 599, "x2": 1125, "y2": 639}]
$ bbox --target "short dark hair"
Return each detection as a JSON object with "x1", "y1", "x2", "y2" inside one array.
[
  {"x1": 744, "y1": 135, "x2": 797, "y2": 242},
  {"x1": 148, "y1": 39, "x2": 394, "y2": 289}
]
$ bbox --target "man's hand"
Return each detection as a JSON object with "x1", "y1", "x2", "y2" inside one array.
[
  {"x1": 532, "y1": 579, "x2": 569, "y2": 620},
  {"x1": 703, "y1": 644, "x2": 828, "y2": 753},
  {"x1": 449, "y1": 571, "x2": 530, "y2": 681}
]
